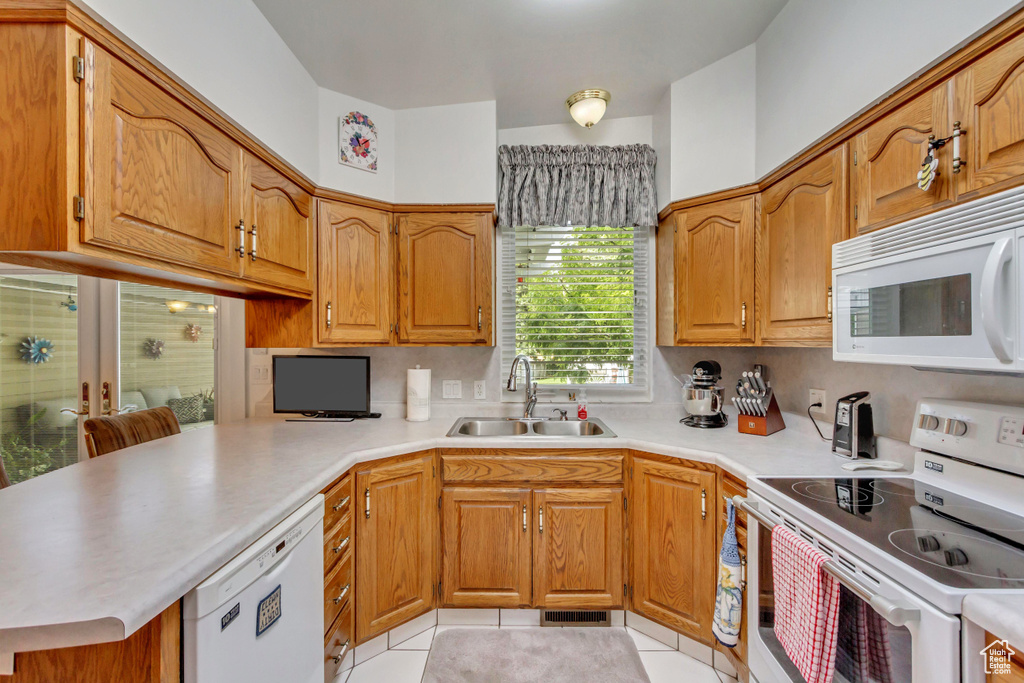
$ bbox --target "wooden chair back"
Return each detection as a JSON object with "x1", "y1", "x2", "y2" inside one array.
[{"x1": 83, "y1": 406, "x2": 182, "y2": 459}]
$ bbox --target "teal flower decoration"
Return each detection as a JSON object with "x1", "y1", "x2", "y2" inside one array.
[{"x1": 20, "y1": 336, "x2": 55, "y2": 364}]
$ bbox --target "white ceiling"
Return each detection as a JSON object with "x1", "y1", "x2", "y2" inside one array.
[{"x1": 251, "y1": 0, "x2": 788, "y2": 129}]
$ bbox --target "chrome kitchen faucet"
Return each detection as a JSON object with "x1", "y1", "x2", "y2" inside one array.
[{"x1": 506, "y1": 354, "x2": 538, "y2": 418}]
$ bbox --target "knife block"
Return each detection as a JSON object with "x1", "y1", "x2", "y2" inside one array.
[{"x1": 737, "y1": 394, "x2": 786, "y2": 436}]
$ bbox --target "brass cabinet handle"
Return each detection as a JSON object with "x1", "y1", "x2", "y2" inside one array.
[
  {"x1": 522, "y1": 504, "x2": 527, "y2": 532},
  {"x1": 538, "y1": 506, "x2": 543, "y2": 534},
  {"x1": 701, "y1": 488, "x2": 707, "y2": 520},
  {"x1": 332, "y1": 495, "x2": 350, "y2": 512},
  {"x1": 235, "y1": 219, "x2": 246, "y2": 258},
  {"x1": 827, "y1": 286, "x2": 833, "y2": 323},
  {"x1": 333, "y1": 639, "x2": 350, "y2": 664},
  {"x1": 741, "y1": 302, "x2": 747, "y2": 330},
  {"x1": 364, "y1": 487, "x2": 370, "y2": 519},
  {"x1": 952, "y1": 121, "x2": 965, "y2": 173},
  {"x1": 248, "y1": 224, "x2": 258, "y2": 261},
  {"x1": 332, "y1": 583, "x2": 350, "y2": 604},
  {"x1": 326, "y1": 301, "x2": 332, "y2": 328},
  {"x1": 332, "y1": 536, "x2": 350, "y2": 554},
  {"x1": 478, "y1": 306, "x2": 483, "y2": 331}
]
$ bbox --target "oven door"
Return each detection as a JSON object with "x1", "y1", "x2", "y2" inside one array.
[
  {"x1": 833, "y1": 229, "x2": 1018, "y2": 372},
  {"x1": 745, "y1": 496, "x2": 960, "y2": 683}
]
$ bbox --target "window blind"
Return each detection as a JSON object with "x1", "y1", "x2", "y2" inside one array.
[{"x1": 500, "y1": 225, "x2": 649, "y2": 390}]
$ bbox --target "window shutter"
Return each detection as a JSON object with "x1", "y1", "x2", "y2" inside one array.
[{"x1": 500, "y1": 225, "x2": 649, "y2": 390}]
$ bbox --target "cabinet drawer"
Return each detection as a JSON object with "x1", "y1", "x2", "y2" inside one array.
[
  {"x1": 324, "y1": 474, "x2": 353, "y2": 532},
  {"x1": 324, "y1": 552, "x2": 353, "y2": 632},
  {"x1": 324, "y1": 602, "x2": 353, "y2": 683},
  {"x1": 442, "y1": 453, "x2": 623, "y2": 484},
  {"x1": 323, "y1": 510, "x2": 352, "y2": 576}
]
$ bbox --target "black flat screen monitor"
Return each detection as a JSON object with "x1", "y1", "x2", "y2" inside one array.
[{"x1": 273, "y1": 355, "x2": 371, "y2": 417}]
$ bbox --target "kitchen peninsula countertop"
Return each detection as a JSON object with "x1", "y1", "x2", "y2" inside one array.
[
  {"x1": 0, "y1": 409, "x2": 911, "y2": 655},
  {"x1": 963, "y1": 594, "x2": 1024, "y2": 651}
]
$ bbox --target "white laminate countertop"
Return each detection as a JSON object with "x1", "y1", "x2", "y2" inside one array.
[
  {"x1": 963, "y1": 594, "x2": 1024, "y2": 650},
  {"x1": 0, "y1": 409, "x2": 910, "y2": 654}
]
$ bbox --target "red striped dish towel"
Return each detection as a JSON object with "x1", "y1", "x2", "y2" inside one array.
[{"x1": 771, "y1": 525, "x2": 842, "y2": 683}]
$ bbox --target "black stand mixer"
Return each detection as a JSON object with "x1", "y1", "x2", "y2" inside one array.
[{"x1": 680, "y1": 360, "x2": 729, "y2": 429}]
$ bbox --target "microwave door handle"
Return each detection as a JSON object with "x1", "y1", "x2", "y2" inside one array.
[{"x1": 980, "y1": 237, "x2": 1014, "y2": 363}]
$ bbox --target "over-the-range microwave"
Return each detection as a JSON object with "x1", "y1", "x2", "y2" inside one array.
[{"x1": 833, "y1": 184, "x2": 1024, "y2": 374}]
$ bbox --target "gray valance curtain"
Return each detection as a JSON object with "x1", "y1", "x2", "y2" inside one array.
[{"x1": 497, "y1": 144, "x2": 658, "y2": 228}]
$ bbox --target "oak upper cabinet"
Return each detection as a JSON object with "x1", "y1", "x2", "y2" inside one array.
[
  {"x1": 441, "y1": 487, "x2": 532, "y2": 608},
  {"x1": 355, "y1": 453, "x2": 437, "y2": 641},
  {"x1": 85, "y1": 39, "x2": 243, "y2": 276},
  {"x1": 240, "y1": 152, "x2": 314, "y2": 294},
  {"x1": 396, "y1": 212, "x2": 493, "y2": 344},
  {"x1": 533, "y1": 487, "x2": 624, "y2": 609},
  {"x1": 631, "y1": 454, "x2": 717, "y2": 643},
  {"x1": 758, "y1": 147, "x2": 847, "y2": 344},
  {"x1": 673, "y1": 196, "x2": 756, "y2": 344},
  {"x1": 955, "y1": 31, "x2": 1024, "y2": 200},
  {"x1": 850, "y1": 81, "x2": 954, "y2": 234},
  {"x1": 319, "y1": 200, "x2": 394, "y2": 344}
]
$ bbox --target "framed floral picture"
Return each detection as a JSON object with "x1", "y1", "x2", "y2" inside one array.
[{"x1": 338, "y1": 111, "x2": 378, "y2": 173}]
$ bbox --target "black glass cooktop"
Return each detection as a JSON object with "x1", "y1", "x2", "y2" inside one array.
[{"x1": 760, "y1": 476, "x2": 1024, "y2": 589}]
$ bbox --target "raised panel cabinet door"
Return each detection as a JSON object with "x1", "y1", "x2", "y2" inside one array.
[
  {"x1": 758, "y1": 146, "x2": 847, "y2": 344},
  {"x1": 850, "y1": 81, "x2": 954, "y2": 234},
  {"x1": 84, "y1": 40, "x2": 242, "y2": 275},
  {"x1": 397, "y1": 213, "x2": 493, "y2": 344},
  {"x1": 441, "y1": 487, "x2": 532, "y2": 607},
  {"x1": 240, "y1": 152, "x2": 314, "y2": 293},
  {"x1": 533, "y1": 487, "x2": 623, "y2": 609},
  {"x1": 631, "y1": 455, "x2": 716, "y2": 642},
  {"x1": 675, "y1": 196, "x2": 756, "y2": 344},
  {"x1": 318, "y1": 201, "x2": 393, "y2": 344},
  {"x1": 956, "y1": 31, "x2": 1024, "y2": 200},
  {"x1": 355, "y1": 454, "x2": 436, "y2": 641}
]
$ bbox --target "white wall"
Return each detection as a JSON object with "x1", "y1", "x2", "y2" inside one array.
[
  {"x1": 395, "y1": 101, "x2": 498, "y2": 204},
  {"x1": 81, "y1": 0, "x2": 320, "y2": 180},
  {"x1": 755, "y1": 0, "x2": 1021, "y2": 177},
  {"x1": 318, "y1": 88, "x2": 396, "y2": 203},
  {"x1": 652, "y1": 92, "x2": 673, "y2": 211},
  {"x1": 498, "y1": 115, "x2": 653, "y2": 147},
  {"x1": 668, "y1": 44, "x2": 757, "y2": 201}
]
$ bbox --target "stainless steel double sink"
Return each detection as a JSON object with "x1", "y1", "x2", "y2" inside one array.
[{"x1": 446, "y1": 417, "x2": 616, "y2": 438}]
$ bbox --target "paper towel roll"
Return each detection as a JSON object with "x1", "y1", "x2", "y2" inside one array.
[{"x1": 407, "y1": 366, "x2": 431, "y2": 422}]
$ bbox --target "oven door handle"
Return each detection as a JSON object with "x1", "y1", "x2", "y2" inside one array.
[{"x1": 734, "y1": 496, "x2": 921, "y2": 628}]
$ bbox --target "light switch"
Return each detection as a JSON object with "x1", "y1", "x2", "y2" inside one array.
[{"x1": 443, "y1": 380, "x2": 462, "y2": 399}]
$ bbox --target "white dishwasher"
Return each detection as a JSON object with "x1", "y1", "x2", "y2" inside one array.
[{"x1": 184, "y1": 495, "x2": 325, "y2": 683}]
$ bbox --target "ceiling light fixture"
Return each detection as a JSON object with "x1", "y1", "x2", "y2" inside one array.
[{"x1": 566, "y1": 89, "x2": 610, "y2": 128}]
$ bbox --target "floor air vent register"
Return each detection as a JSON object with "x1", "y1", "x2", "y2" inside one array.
[{"x1": 540, "y1": 610, "x2": 610, "y2": 627}]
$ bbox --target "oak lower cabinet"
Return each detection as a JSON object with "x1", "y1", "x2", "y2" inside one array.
[
  {"x1": 396, "y1": 212, "x2": 493, "y2": 344},
  {"x1": 658, "y1": 195, "x2": 757, "y2": 345},
  {"x1": 757, "y1": 146, "x2": 847, "y2": 345},
  {"x1": 441, "y1": 487, "x2": 532, "y2": 607},
  {"x1": 630, "y1": 453, "x2": 717, "y2": 644},
  {"x1": 318, "y1": 200, "x2": 394, "y2": 344},
  {"x1": 849, "y1": 81, "x2": 955, "y2": 234},
  {"x1": 533, "y1": 487, "x2": 624, "y2": 609},
  {"x1": 955, "y1": 30, "x2": 1024, "y2": 200},
  {"x1": 355, "y1": 452, "x2": 438, "y2": 642}
]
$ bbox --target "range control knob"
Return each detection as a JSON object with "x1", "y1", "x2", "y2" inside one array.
[
  {"x1": 944, "y1": 548, "x2": 969, "y2": 567},
  {"x1": 918, "y1": 414, "x2": 941, "y2": 431},
  {"x1": 917, "y1": 535, "x2": 941, "y2": 553},
  {"x1": 943, "y1": 418, "x2": 969, "y2": 437}
]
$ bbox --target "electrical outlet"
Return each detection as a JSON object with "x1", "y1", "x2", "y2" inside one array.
[
  {"x1": 809, "y1": 389, "x2": 827, "y2": 414},
  {"x1": 474, "y1": 380, "x2": 486, "y2": 400},
  {"x1": 443, "y1": 380, "x2": 462, "y2": 399}
]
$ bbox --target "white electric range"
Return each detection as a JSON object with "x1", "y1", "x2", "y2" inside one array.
[{"x1": 739, "y1": 399, "x2": 1024, "y2": 683}]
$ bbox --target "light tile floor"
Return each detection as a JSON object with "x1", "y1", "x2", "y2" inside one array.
[{"x1": 334, "y1": 624, "x2": 736, "y2": 683}]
